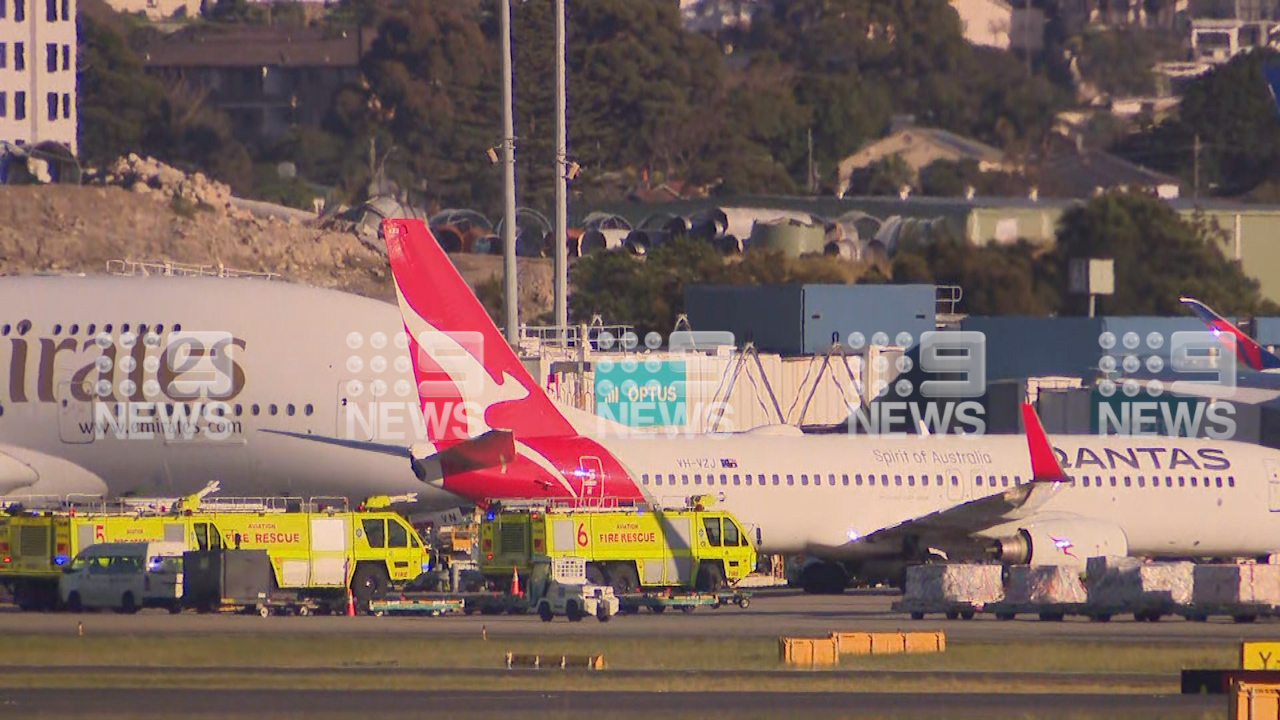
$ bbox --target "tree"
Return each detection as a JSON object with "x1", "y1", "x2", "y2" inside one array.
[
  {"x1": 890, "y1": 236, "x2": 1059, "y2": 315},
  {"x1": 1054, "y1": 193, "x2": 1273, "y2": 315},
  {"x1": 1117, "y1": 51, "x2": 1280, "y2": 196},
  {"x1": 77, "y1": 8, "x2": 165, "y2": 166}
]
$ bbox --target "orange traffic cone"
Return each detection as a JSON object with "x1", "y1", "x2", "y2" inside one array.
[
  {"x1": 345, "y1": 588, "x2": 356, "y2": 617},
  {"x1": 510, "y1": 566, "x2": 521, "y2": 597}
]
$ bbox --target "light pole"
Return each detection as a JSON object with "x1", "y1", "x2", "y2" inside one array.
[
  {"x1": 553, "y1": 0, "x2": 568, "y2": 342},
  {"x1": 500, "y1": 0, "x2": 519, "y2": 347}
]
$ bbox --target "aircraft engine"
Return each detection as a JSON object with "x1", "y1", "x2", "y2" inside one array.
[{"x1": 988, "y1": 519, "x2": 1129, "y2": 567}]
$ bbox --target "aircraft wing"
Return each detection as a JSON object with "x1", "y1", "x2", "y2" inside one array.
[
  {"x1": 843, "y1": 404, "x2": 1069, "y2": 551},
  {"x1": 0, "y1": 443, "x2": 109, "y2": 499}
]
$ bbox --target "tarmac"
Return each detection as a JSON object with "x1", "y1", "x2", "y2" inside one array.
[
  {"x1": 0, "y1": 688, "x2": 1223, "y2": 719},
  {"x1": 5, "y1": 589, "x2": 1280, "y2": 641}
]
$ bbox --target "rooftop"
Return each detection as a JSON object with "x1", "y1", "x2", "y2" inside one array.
[{"x1": 143, "y1": 26, "x2": 366, "y2": 69}]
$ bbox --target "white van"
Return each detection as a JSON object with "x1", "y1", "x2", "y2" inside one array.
[{"x1": 58, "y1": 542, "x2": 186, "y2": 613}]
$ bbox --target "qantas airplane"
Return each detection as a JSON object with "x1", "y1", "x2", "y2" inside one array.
[
  {"x1": 384, "y1": 217, "x2": 1280, "y2": 594},
  {"x1": 0, "y1": 274, "x2": 507, "y2": 512}
]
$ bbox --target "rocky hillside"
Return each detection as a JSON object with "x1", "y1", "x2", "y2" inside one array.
[{"x1": 0, "y1": 178, "x2": 553, "y2": 318}]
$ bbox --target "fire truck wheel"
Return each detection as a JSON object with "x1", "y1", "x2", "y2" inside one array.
[
  {"x1": 607, "y1": 564, "x2": 640, "y2": 595},
  {"x1": 351, "y1": 566, "x2": 389, "y2": 613},
  {"x1": 695, "y1": 563, "x2": 725, "y2": 593},
  {"x1": 538, "y1": 603, "x2": 554, "y2": 622},
  {"x1": 65, "y1": 592, "x2": 82, "y2": 613}
]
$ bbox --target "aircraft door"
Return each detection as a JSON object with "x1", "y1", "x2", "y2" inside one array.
[
  {"x1": 308, "y1": 516, "x2": 349, "y2": 587},
  {"x1": 945, "y1": 467, "x2": 964, "y2": 502},
  {"x1": 1268, "y1": 462, "x2": 1280, "y2": 512},
  {"x1": 576, "y1": 456, "x2": 605, "y2": 500}
]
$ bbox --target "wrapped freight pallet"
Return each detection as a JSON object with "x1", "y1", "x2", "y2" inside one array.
[
  {"x1": 1192, "y1": 564, "x2": 1280, "y2": 606},
  {"x1": 903, "y1": 564, "x2": 1004, "y2": 607},
  {"x1": 1084, "y1": 556, "x2": 1194, "y2": 614},
  {"x1": 1003, "y1": 565, "x2": 1087, "y2": 605}
]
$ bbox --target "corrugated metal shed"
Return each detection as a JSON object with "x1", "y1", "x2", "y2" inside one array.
[{"x1": 685, "y1": 284, "x2": 935, "y2": 356}]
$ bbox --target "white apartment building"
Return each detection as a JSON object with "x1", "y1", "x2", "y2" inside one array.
[{"x1": 0, "y1": 0, "x2": 77, "y2": 155}]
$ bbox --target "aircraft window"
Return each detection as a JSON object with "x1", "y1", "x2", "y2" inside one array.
[
  {"x1": 733, "y1": 475, "x2": 740, "y2": 486},
  {"x1": 233, "y1": 404, "x2": 242, "y2": 416},
  {"x1": 855, "y1": 474, "x2": 862, "y2": 486},
  {"x1": 0, "y1": 405, "x2": 4, "y2": 417},
  {"x1": 694, "y1": 474, "x2": 702, "y2": 485},
  {"x1": 641, "y1": 474, "x2": 649, "y2": 485},
  {"x1": 921, "y1": 476, "x2": 928, "y2": 487},
  {"x1": 744, "y1": 475, "x2": 751, "y2": 486},
  {"x1": 122, "y1": 324, "x2": 130, "y2": 333},
  {"x1": 287, "y1": 404, "x2": 295, "y2": 416},
  {"x1": 1190, "y1": 477, "x2": 1197, "y2": 487},
  {"x1": 894, "y1": 475, "x2": 902, "y2": 486},
  {"x1": 907, "y1": 475, "x2": 914, "y2": 487},
  {"x1": 655, "y1": 475, "x2": 663, "y2": 486},
  {"x1": 16, "y1": 320, "x2": 30, "y2": 335},
  {"x1": 155, "y1": 324, "x2": 164, "y2": 334},
  {"x1": 801, "y1": 475, "x2": 808, "y2": 486},
  {"x1": 139, "y1": 324, "x2": 148, "y2": 335},
  {"x1": 951, "y1": 475, "x2": 958, "y2": 486},
  {"x1": 1083, "y1": 477, "x2": 1090, "y2": 487},
  {"x1": 1, "y1": 324, "x2": 8, "y2": 335},
  {"x1": 1015, "y1": 476, "x2": 1022, "y2": 485},
  {"x1": 881, "y1": 475, "x2": 889, "y2": 486},
  {"x1": 1164, "y1": 477, "x2": 1172, "y2": 487},
  {"x1": 682, "y1": 475, "x2": 688, "y2": 485},
  {"x1": 975, "y1": 475, "x2": 982, "y2": 486},
  {"x1": 1216, "y1": 477, "x2": 1223, "y2": 488},
  {"x1": 842, "y1": 474, "x2": 849, "y2": 486},
  {"x1": 269, "y1": 404, "x2": 278, "y2": 415},
  {"x1": 362, "y1": 519, "x2": 386, "y2": 548},
  {"x1": 52, "y1": 323, "x2": 61, "y2": 335},
  {"x1": 1122, "y1": 477, "x2": 1130, "y2": 487},
  {"x1": 772, "y1": 475, "x2": 779, "y2": 486},
  {"x1": 1178, "y1": 476, "x2": 1185, "y2": 487},
  {"x1": 1137, "y1": 476, "x2": 1145, "y2": 487},
  {"x1": 69, "y1": 324, "x2": 78, "y2": 335},
  {"x1": 702, "y1": 518, "x2": 722, "y2": 547},
  {"x1": 1229, "y1": 476, "x2": 1236, "y2": 487},
  {"x1": 86, "y1": 324, "x2": 95, "y2": 335},
  {"x1": 721, "y1": 474, "x2": 728, "y2": 484},
  {"x1": 787, "y1": 475, "x2": 794, "y2": 486},
  {"x1": 304, "y1": 404, "x2": 314, "y2": 416},
  {"x1": 1001, "y1": 475, "x2": 1008, "y2": 487},
  {"x1": 757, "y1": 474, "x2": 765, "y2": 485},
  {"x1": 104, "y1": 324, "x2": 113, "y2": 333},
  {"x1": 251, "y1": 404, "x2": 260, "y2": 416},
  {"x1": 174, "y1": 324, "x2": 182, "y2": 332}
]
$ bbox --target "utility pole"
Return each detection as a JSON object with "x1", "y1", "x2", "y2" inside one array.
[
  {"x1": 807, "y1": 127, "x2": 815, "y2": 195},
  {"x1": 499, "y1": 0, "x2": 519, "y2": 347},
  {"x1": 553, "y1": 0, "x2": 568, "y2": 342},
  {"x1": 1193, "y1": 133, "x2": 1201, "y2": 199}
]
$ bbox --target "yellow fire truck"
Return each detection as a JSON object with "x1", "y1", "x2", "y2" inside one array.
[
  {"x1": 478, "y1": 496, "x2": 757, "y2": 596},
  {"x1": 0, "y1": 485, "x2": 430, "y2": 612}
]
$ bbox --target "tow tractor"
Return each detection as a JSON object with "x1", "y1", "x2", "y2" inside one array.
[{"x1": 529, "y1": 556, "x2": 619, "y2": 622}]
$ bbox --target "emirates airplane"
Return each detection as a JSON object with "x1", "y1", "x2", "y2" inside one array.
[
  {"x1": 384, "y1": 217, "x2": 1280, "y2": 593},
  {"x1": 0, "y1": 273, "x2": 506, "y2": 513}
]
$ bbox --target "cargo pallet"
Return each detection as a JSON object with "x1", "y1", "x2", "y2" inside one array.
[
  {"x1": 620, "y1": 590, "x2": 751, "y2": 614},
  {"x1": 368, "y1": 597, "x2": 467, "y2": 617}
]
